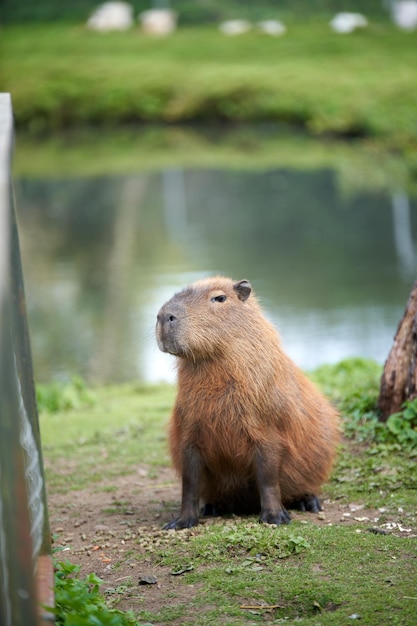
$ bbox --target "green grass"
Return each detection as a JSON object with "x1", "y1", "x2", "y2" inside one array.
[
  {"x1": 40, "y1": 359, "x2": 417, "y2": 624},
  {"x1": 143, "y1": 523, "x2": 416, "y2": 625},
  {"x1": 40, "y1": 382, "x2": 175, "y2": 491},
  {"x1": 55, "y1": 521, "x2": 417, "y2": 625},
  {"x1": 2, "y1": 22, "x2": 417, "y2": 149}
]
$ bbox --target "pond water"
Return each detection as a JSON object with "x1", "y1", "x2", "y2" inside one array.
[{"x1": 14, "y1": 129, "x2": 417, "y2": 384}]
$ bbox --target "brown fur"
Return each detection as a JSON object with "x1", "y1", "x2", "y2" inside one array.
[{"x1": 156, "y1": 276, "x2": 340, "y2": 529}]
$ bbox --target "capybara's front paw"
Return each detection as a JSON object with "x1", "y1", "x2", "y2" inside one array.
[
  {"x1": 163, "y1": 516, "x2": 199, "y2": 530},
  {"x1": 290, "y1": 494, "x2": 322, "y2": 513},
  {"x1": 259, "y1": 508, "x2": 291, "y2": 526}
]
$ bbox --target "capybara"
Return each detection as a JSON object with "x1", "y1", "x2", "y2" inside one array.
[{"x1": 156, "y1": 276, "x2": 340, "y2": 529}]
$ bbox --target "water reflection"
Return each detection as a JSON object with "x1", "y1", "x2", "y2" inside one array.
[
  {"x1": 391, "y1": 191, "x2": 417, "y2": 279},
  {"x1": 15, "y1": 165, "x2": 417, "y2": 384}
]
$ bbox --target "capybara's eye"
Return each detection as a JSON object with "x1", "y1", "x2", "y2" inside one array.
[{"x1": 211, "y1": 295, "x2": 227, "y2": 303}]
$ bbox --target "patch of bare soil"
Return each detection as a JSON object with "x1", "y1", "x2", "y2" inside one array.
[{"x1": 48, "y1": 466, "x2": 415, "y2": 620}]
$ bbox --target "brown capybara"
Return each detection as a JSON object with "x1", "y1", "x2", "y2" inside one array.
[{"x1": 156, "y1": 276, "x2": 340, "y2": 529}]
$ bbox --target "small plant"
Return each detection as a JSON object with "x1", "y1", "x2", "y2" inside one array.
[
  {"x1": 341, "y1": 392, "x2": 417, "y2": 452},
  {"x1": 341, "y1": 392, "x2": 380, "y2": 443},
  {"x1": 221, "y1": 524, "x2": 310, "y2": 558},
  {"x1": 377, "y1": 398, "x2": 417, "y2": 450},
  {"x1": 37, "y1": 377, "x2": 95, "y2": 413},
  {"x1": 49, "y1": 560, "x2": 138, "y2": 626},
  {"x1": 204, "y1": 523, "x2": 309, "y2": 561},
  {"x1": 313, "y1": 359, "x2": 417, "y2": 453}
]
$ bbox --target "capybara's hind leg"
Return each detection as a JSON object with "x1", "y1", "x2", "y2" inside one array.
[
  {"x1": 201, "y1": 503, "x2": 221, "y2": 517},
  {"x1": 289, "y1": 494, "x2": 322, "y2": 513}
]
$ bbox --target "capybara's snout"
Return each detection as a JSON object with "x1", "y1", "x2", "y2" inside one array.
[{"x1": 156, "y1": 301, "x2": 183, "y2": 355}]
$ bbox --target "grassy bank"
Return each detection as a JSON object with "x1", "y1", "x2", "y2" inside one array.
[
  {"x1": 14, "y1": 124, "x2": 415, "y2": 195},
  {"x1": 39, "y1": 359, "x2": 417, "y2": 625},
  {"x1": 2, "y1": 22, "x2": 417, "y2": 150}
]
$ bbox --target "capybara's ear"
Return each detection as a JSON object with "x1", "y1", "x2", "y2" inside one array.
[{"x1": 233, "y1": 280, "x2": 252, "y2": 301}]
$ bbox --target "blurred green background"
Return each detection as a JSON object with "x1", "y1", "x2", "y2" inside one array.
[{"x1": 1, "y1": 0, "x2": 388, "y2": 24}]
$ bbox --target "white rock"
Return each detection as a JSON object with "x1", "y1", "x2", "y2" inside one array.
[
  {"x1": 139, "y1": 9, "x2": 177, "y2": 36},
  {"x1": 257, "y1": 20, "x2": 286, "y2": 36},
  {"x1": 391, "y1": 1, "x2": 417, "y2": 30},
  {"x1": 87, "y1": 2, "x2": 134, "y2": 31},
  {"x1": 219, "y1": 20, "x2": 252, "y2": 36},
  {"x1": 330, "y1": 12, "x2": 368, "y2": 34}
]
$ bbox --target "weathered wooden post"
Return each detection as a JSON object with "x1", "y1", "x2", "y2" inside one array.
[
  {"x1": 0, "y1": 93, "x2": 54, "y2": 624},
  {"x1": 378, "y1": 278, "x2": 417, "y2": 421}
]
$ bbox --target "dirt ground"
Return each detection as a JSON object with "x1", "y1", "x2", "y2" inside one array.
[{"x1": 47, "y1": 464, "x2": 416, "y2": 619}]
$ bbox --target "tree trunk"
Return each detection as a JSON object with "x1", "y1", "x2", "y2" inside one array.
[{"x1": 378, "y1": 279, "x2": 417, "y2": 422}]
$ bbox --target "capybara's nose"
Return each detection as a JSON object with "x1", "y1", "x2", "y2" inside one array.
[{"x1": 157, "y1": 311, "x2": 177, "y2": 325}]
